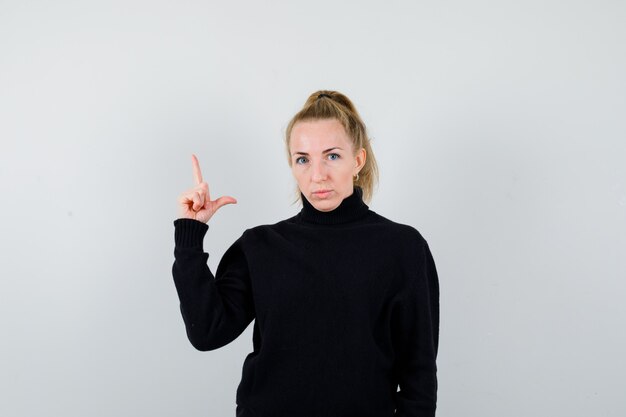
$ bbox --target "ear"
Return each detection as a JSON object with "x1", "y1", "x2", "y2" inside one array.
[{"x1": 355, "y1": 147, "x2": 366, "y2": 172}]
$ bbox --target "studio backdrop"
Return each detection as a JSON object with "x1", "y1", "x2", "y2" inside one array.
[{"x1": 1, "y1": 1, "x2": 624, "y2": 416}]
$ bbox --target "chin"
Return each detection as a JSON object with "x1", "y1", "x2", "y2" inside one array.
[{"x1": 316, "y1": 200, "x2": 339, "y2": 211}]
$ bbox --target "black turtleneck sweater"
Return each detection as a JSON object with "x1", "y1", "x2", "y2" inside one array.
[{"x1": 172, "y1": 186, "x2": 440, "y2": 417}]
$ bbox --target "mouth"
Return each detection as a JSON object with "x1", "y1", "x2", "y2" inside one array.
[{"x1": 313, "y1": 189, "x2": 333, "y2": 197}]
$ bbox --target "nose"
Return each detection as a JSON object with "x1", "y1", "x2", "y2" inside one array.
[{"x1": 311, "y1": 158, "x2": 328, "y2": 182}]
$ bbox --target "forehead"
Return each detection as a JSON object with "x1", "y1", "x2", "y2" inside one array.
[{"x1": 290, "y1": 119, "x2": 351, "y2": 150}]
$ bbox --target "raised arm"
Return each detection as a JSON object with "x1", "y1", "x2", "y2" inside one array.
[
  {"x1": 172, "y1": 219, "x2": 255, "y2": 351},
  {"x1": 171, "y1": 154, "x2": 253, "y2": 351}
]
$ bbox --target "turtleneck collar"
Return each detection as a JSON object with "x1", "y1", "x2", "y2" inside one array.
[{"x1": 297, "y1": 185, "x2": 370, "y2": 225}]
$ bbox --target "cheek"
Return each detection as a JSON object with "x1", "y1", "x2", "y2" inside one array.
[{"x1": 340, "y1": 162, "x2": 354, "y2": 174}]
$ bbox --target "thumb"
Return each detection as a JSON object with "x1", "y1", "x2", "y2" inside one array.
[{"x1": 214, "y1": 196, "x2": 237, "y2": 210}]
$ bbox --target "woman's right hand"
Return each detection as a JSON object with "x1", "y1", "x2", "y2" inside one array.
[{"x1": 177, "y1": 154, "x2": 238, "y2": 224}]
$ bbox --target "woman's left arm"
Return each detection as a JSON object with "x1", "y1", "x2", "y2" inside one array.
[{"x1": 393, "y1": 241, "x2": 440, "y2": 417}]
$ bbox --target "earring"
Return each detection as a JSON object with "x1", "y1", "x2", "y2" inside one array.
[{"x1": 354, "y1": 173, "x2": 359, "y2": 181}]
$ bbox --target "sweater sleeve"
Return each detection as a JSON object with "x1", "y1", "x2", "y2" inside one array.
[
  {"x1": 392, "y1": 241, "x2": 440, "y2": 417},
  {"x1": 171, "y1": 218, "x2": 255, "y2": 351}
]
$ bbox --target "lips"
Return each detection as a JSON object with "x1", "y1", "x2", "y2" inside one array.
[{"x1": 313, "y1": 189, "x2": 331, "y2": 194}]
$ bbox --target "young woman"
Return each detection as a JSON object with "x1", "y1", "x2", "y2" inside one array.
[{"x1": 172, "y1": 90, "x2": 440, "y2": 417}]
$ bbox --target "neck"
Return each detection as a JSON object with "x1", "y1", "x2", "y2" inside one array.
[{"x1": 297, "y1": 185, "x2": 370, "y2": 225}]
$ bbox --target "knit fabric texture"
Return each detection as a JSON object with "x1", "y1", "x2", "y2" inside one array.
[{"x1": 172, "y1": 186, "x2": 440, "y2": 417}]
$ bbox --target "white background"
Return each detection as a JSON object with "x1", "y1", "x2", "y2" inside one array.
[{"x1": 1, "y1": 0, "x2": 625, "y2": 416}]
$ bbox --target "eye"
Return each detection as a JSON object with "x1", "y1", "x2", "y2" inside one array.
[{"x1": 295, "y1": 153, "x2": 340, "y2": 165}]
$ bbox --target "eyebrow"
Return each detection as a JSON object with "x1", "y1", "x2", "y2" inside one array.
[{"x1": 292, "y1": 147, "x2": 343, "y2": 156}]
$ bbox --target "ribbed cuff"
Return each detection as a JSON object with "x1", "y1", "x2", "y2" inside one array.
[{"x1": 173, "y1": 218, "x2": 209, "y2": 248}]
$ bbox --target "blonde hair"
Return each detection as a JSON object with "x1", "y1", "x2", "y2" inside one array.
[{"x1": 284, "y1": 90, "x2": 379, "y2": 206}]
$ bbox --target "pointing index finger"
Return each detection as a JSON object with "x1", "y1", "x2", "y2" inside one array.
[{"x1": 191, "y1": 154, "x2": 203, "y2": 185}]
